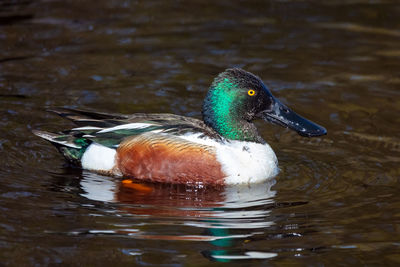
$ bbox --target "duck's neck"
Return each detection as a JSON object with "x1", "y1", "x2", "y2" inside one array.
[{"x1": 202, "y1": 79, "x2": 264, "y2": 143}]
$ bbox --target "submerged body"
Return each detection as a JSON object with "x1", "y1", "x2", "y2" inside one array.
[{"x1": 34, "y1": 68, "x2": 326, "y2": 185}]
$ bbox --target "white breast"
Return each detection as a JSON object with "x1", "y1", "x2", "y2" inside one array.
[
  {"x1": 180, "y1": 133, "x2": 279, "y2": 184},
  {"x1": 216, "y1": 140, "x2": 278, "y2": 184}
]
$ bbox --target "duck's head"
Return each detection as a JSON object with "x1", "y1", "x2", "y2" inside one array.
[{"x1": 202, "y1": 68, "x2": 327, "y2": 143}]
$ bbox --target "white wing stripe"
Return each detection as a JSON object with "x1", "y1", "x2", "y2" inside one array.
[
  {"x1": 72, "y1": 126, "x2": 103, "y2": 131},
  {"x1": 97, "y1": 123, "x2": 155, "y2": 133}
]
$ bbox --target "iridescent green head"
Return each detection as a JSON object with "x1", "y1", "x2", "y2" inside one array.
[{"x1": 202, "y1": 68, "x2": 327, "y2": 143}]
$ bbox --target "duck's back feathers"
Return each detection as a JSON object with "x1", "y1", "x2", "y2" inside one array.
[
  {"x1": 48, "y1": 107, "x2": 128, "y2": 128},
  {"x1": 49, "y1": 108, "x2": 221, "y2": 144}
]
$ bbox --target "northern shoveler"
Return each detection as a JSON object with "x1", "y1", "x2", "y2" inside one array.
[{"x1": 34, "y1": 68, "x2": 326, "y2": 185}]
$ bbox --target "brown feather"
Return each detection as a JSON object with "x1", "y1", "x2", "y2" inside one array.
[{"x1": 116, "y1": 133, "x2": 226, "y2": 184}]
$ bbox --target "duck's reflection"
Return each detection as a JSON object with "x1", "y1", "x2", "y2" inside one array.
[{"x1": 79, "y1": 171, "x2": 277, "y2": 261}]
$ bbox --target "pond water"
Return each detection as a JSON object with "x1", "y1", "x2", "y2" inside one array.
[{"x1": 1, "y1": 0, "x2": 400, "y2": 265}]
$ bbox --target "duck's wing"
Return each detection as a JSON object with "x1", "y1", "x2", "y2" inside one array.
[
  {"x1": 48, "y1": 107, "x2": 130, "y2": 128},
  {"x1": 48, "y1": 108, "x2": 221, "y2": 148}
]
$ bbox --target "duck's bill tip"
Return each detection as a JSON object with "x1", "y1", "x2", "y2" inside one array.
[
  {"x1": 296, "y1": 125, "x2": 327, "y2": 137},
  {"x1": 258, "y1": 100, "x2": 327, "y2": 138}
]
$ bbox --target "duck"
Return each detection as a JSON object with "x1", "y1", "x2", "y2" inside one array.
[{"x1": 34, "y1": 68, "x2": 326, "y2": 185}]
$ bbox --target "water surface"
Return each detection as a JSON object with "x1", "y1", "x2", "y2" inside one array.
[{"x1": 1, "y1": 0, "x2": 400, "y2": 265}]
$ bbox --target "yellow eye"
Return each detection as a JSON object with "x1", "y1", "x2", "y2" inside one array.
[{"x1": 247, "y1": 89, "x2": 255, "y2": 96}]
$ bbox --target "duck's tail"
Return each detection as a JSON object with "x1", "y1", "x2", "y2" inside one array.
[{"x1": 33, "y1": 130, "x2": 91, "y2": 166}]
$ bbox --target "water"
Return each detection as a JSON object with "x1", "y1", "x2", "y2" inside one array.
[{"x1": 1, "y1": 0, "x2": 400, "y2": 265}]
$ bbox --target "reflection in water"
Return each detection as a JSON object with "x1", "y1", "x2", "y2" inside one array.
[{"x1": 80, "y1": 171, "x2": 277, "y2": 261}]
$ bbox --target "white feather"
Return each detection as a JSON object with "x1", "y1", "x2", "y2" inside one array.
[
  {"x1": 179, "y1": 133, "x2": 279, "y2": 184},
  {"x1": 81, "y1": 143, "x2": 117, "y2": 172},
  {"x1": 98, "y1": 123, "x2": 155, "y2": 133},
  {"x1": 217, "y1": 141, "x2": 278, "y2": 184},
  {"x1": 72, "y1": 126, "x2": 103, "y2": 131}
]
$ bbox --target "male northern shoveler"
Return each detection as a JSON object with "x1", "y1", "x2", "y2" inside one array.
[{"x1": 34, "y1": 68, "x2": 326, "y2": 185}]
